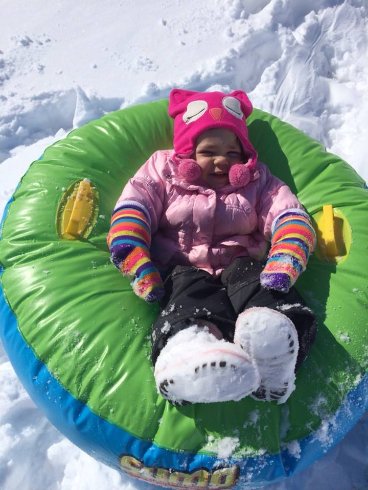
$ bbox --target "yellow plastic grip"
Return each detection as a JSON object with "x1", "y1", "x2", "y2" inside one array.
[
  {"x1": 318, "y1": 204, "x2": 339, "y2": 257},
  {"x1": 59, "y1": 179, "x2": 98, "y2": 240},
  {"x1": 315, "y1": 204, "x2": 351, "y2": 262}
]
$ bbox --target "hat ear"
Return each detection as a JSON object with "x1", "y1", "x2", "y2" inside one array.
[
  {"x1": 169, "y1": 89, "x2": 198, "y2": 117},
  {"x1": 229, "y1": 90, "x2": 253, "y2": 118}
]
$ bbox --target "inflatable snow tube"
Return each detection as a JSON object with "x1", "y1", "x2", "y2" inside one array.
[{"x1": 0, "y1": 99, "x2": 367, "y2": 489}]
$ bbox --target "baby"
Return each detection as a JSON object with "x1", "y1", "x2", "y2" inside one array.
[{"x1": 107, "y1": 89, "x2": 317, "y2": 405}]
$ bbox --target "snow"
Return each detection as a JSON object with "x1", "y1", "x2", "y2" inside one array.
[
  {"x1": 206, "y1": 435, "x2": 241, "y2": 459},
  {"x1": 0, "y1": 0, "x2": 367, "y2": 489},
  {"x1": 154, "y1": 325, "x2": 261, "y2": 403},
  {"x1": 234, "y1": 308, "x2": 299, "y2": 403}
]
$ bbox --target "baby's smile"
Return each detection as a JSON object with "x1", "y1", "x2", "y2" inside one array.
[{"x1": 195, "y1": 128, "x2": 243, "y2": 189}]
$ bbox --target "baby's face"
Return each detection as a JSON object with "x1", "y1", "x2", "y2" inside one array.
[{"x1": 195, "y1": 128, "x2": 243, "y2": 189}]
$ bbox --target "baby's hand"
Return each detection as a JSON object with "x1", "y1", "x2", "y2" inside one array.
[
  {"x1": 122, "y1": 247, "x2": 165, "y2": 302},
  {"x1": 260, "y1": 210, "x2": 316, "y2": 293},
  {"x1": 260, "y1": 267, "x2": 293, "y2": 293},
  {"x1": 107, "y1": 202, "x2": 164, "y2": 302}
]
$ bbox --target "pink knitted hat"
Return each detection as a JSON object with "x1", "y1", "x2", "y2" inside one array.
[{"x1": 168, "y1": 89, "x2": 258, "y2": 186}]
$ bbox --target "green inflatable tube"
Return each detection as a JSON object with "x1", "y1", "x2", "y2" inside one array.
[{"x1": 0, "y1": 99, "x2": 367, "y2": 489}]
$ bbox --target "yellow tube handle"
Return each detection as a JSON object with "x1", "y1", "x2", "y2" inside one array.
[
  {"x1": 318, "y1": 204, "x2": 339, "y2": 257},
  {"x1": 60, "y1": 179, "x2": 97, "y2": 239}
]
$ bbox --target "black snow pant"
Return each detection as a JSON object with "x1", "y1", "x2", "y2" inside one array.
[{"x1": 151, "y1": 257, "x2": 317, "y2": 370}]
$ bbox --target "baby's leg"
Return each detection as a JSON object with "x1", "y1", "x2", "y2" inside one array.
[
  {"x1": 221, "y1": 257, "x2": 317, "y2": 369},
  {"x1": 152, "y1": 265, "x2": 260, "y2": 404},
  {"x1": 222, "y1": 257, "x2": 317, "y2": 403},
  {"x1": 152, "y1": 265, "x2": 237, "y2": 364}
]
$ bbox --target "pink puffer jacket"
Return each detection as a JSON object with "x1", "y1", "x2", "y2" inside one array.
[{"x1": 116, "y1": 150, "x2": 304, "y2": 276}]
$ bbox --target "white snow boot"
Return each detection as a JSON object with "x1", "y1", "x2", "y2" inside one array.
[
  {"x1": 154, "y1": 324, "x2": 260, "y2": 404},
  {"x1": 234, "y1": 307, "x2": 299, "y2": 404}
]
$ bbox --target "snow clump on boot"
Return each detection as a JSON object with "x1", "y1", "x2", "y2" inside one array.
[
  {"x1": 234, "y1": 307, "x2": 299, "y2": 404},
  {"x1": 154, "y1": 324, "x2": 260, "y2": 405}
]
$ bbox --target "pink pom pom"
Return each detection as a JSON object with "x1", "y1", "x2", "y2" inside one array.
[
  {"x1": 177, "y1": 159, "x2": 202, "y2": 183},
  {"x1": 229, "y1": 163, "x2": 251, "y2": 187}
]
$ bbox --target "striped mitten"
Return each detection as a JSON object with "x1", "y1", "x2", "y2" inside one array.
[
  {"x1": 260, "y1": 210, "x2": 316, "y2": 293},
  {"x1": 107, "y1": 202, "x2": 164, "y2": 302}
]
